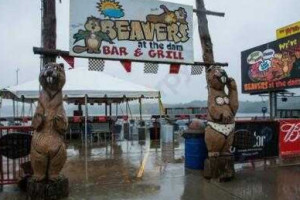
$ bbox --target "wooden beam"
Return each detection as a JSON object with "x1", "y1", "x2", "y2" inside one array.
[
  {"x1": 33, "y1": 47, "x2": 69, "y2": 57},
  {"x1": 196, "y1": 0, "x2": 215, "y2": 64},
  {"x1": 193, "y1": 9, "x2": 225, "y2": 17},
  {"x1": 33, "y1": 47, "x2": 228, "y2": 67},
  {"x1": 41, "y1": 0, "x2": 57, "y2": 66}
]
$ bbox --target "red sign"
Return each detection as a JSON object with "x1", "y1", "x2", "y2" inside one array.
[{"x1": 279, "y1": 120, "x2": 300, "y2": 157}]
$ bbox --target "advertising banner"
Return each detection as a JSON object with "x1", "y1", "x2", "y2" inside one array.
[
  {"x1": 232, "y1": 121, "x2": 279, "y2": 162},
  {"x1": 277, "y1": 21, "x2": 300, "y2": 39},
  {"x1": 279, "y1": 119, "x2": 300, "y2": 157},
  {"x1": 70, "y1": 0, "x2": 194, "y2": 64},
  {"x1": 241, "y1": 33, "x2": 300, "y2": 94}
]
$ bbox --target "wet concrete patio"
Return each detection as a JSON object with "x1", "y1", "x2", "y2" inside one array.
[{"x1": 1, "y1": 134, "x2": 300, "y2": 200}]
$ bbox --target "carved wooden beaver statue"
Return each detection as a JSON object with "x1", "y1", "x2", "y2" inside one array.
[
  {"x1": 31, "y1": 63, "x2": 68, "y2": 181},
  {"x1": 205, "y1": 66, "x2": 239, "y2": 155},
  {"x1": 204, "y1": 66, "x2": 239, "y2": 180}
]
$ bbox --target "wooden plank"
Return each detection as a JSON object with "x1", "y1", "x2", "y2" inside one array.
[
  {"x1": 195, "y1": 0, "x2": 215, "y2": 64},
  {"x1": 41, "y1": 0, "x2": 57, "y2": 66},
  {"x1": 193, "y1": 9, "x2": 225, "y2": 17}
]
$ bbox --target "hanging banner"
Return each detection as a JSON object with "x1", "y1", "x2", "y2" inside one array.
[
  {"x1": 231, "y1": 121, "x2": 279, "y2": 162},
  {"x1": 169, "y1": 63, "x2": 180, "y2": 74},
  {"x1": 121, "y1": 60, "x2": 132, "y2": 72},
  {"x1": 69, "y1": 0, "x2": 194, "y2": 64},
  {"x1": 241, "y1": 33, "x2": 300, "y2": 94},
  {"x1": 276, "y1": 21, "x2": 300, "y2": 39},
  {"x1": 88, "y1": 58, "x2": 105, "y2": 71},
  {"x1": 62, "y1": 55, "x2": 75, "y2": 69},
  {"x1": 279, "y1": 119, "x2": 300, "y2": 157}
]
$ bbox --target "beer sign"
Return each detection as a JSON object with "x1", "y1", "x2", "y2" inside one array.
[
  {"x1": 279, "y1": 120, "x2": 300, "y2": 157},
  {"x1": 70, "y1": 0, "x2": 194, "y2": 64}
]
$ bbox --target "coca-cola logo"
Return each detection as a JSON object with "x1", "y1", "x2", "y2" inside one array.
[{"x1": 281, "y1": 122, "x2": 300, "y2": 143}]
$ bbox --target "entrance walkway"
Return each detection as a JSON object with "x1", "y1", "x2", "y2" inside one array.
[{"x1": 1, "y1": 138, "x2": 300, "y2": 200}]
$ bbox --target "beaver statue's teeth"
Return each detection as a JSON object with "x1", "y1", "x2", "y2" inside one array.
[
  {"x1": 50, "y1": 77, "x2": 53, "y2": 84},
  {"x1": 221, "y1": 77, "x2": 227, "y2": 83}
]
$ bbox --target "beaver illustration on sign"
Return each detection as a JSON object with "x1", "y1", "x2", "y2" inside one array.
[
  {"x1": 73, "y1": 16, "x2": 114, "y2": 54},
  {"x1": 146, "y1": 5, "x2": 187, "y2": 25},
  {"x1": 30, "y1": 63, "x2": 68, "y2": 181}
]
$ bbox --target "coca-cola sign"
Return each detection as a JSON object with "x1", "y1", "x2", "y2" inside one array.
[{"x1": 280, "y1": 120, "x2": 300, "y2": 157}]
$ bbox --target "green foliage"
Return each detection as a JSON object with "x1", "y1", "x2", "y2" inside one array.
[
  {"x1": 73, "y1": 30, "x2": 90, "y2": 44},
  {"x1": 95, "y1": 31, "x2": 114, "y2": 43},
  {"x1": 73, "y1": 30, "x2": 113, "y2": 44}
]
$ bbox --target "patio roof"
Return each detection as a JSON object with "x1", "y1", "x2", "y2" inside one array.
[{"x1": 1, "y1": 68, "x2": 160, "y2": 103}]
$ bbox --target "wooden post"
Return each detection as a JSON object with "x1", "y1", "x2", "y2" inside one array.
[
  {"x1": 41, "y1": 0, "x2": 57, "y2": 66},
  {"x1": 196, "y1": 0, "x2": 237, "y2": 181},
  {"x1": 195, "y1": 0, "x2": 215, "y2": 64}
]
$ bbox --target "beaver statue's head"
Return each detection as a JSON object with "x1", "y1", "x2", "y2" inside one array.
[
  {"x1": 206, "y1": 66, "x2": 228, "y2": 91},
  {"x1": 39, "y1": 63, "x2": 66, "y2": 94}
]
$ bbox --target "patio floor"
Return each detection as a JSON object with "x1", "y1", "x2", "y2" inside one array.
[{"x1": 1, "y1": 133, "x2": 300, "y2": 200}]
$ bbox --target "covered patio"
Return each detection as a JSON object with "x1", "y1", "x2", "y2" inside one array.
[{"x1": 0, "y1": 67, "x2": 161, "y2": 142}]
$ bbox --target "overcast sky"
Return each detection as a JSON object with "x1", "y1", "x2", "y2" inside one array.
[{"x1": 0, "y1": 0, "x2": 300, "y2": 104}]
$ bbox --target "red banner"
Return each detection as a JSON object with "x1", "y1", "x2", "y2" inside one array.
[
  {"x1": 169, "y1": 63, "x2": 180, "y2": 74},
  {"x1": 121, "y1": 60, "x2": 132, "y2": 73},
  {"x1": 62, "y1": 55, "x2": 75, "y2": 69},
  {"x1": 279, "y1": 119, "x2": 300, "y2": 157}
]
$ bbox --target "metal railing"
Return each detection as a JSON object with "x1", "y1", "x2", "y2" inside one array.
[{"x1": 0, "y1": 126, "x2": 33, "y2": 187}]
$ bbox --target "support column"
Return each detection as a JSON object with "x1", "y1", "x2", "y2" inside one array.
[
  {"x1": 126, "y1": 100, "x2": 128, "y2": 117},
  {"x1": 85, "y1": 95, "x2": 88, "y2": 145},
  {"x1": 109, "y1": 103, "x2": 112, "y2": 117},
  {"x1": 84, "y1": 96, "x2": 88, "y2": 183},
  {"x1": 116, "y1": 103, "x2": 118, "y2": 116},
  {"x1": 12, "y1": 99, "x2": 16, "y2": 123},
  {"x1": 139, "y1": 98, "x2": 142, "y2": 121},
  {"x1": 269, "y1": 92, "x2": 277, "y2": 119}
]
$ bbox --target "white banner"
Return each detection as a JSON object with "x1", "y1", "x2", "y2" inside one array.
[{"x1": 70, "y1": 0, "x2": 194, "y2": 64}]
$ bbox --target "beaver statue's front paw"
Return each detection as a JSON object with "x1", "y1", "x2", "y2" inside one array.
[
  {"x1": 53, "y1": 115, "x2": 67, "y2": 134},
  {"x1": 32, "y1": 113, "x2": 44, "y2": 131},
  {"x1": 221, "y1": 111, "x2": 233, "y2": 124},
  {"x1": 227, "y1": 78, "x2": 237, "y2": 90}
]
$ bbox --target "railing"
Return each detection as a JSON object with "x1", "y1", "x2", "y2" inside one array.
[{"x1": 0, "y1": 126, "x2": 33, "y2": 187}]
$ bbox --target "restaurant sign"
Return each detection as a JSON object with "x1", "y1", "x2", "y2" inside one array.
[
  {"x1": 70, "y1": 0, "x2": 194, "y2": 64},
  {"x1": 241, "y1": 33, "x2": 300, "y2": 94},
  {"x1": 276, "y1": 21, "x2": 300, "y2": 39}
]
